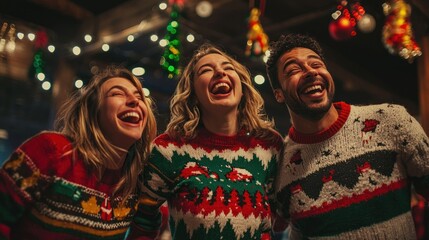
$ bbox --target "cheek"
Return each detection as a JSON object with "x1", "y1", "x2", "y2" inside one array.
[{"x1": 140, "y1": 104, "x2": 149, "y2": 125}]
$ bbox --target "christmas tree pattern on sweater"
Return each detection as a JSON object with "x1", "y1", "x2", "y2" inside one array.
[{"x1": 134, "y1": 128, "x2": 283, "y2": 240}]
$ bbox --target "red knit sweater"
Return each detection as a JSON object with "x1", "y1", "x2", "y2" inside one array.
[{"x1": 0, "y1": 132, "x2": 145, "y2": 239}]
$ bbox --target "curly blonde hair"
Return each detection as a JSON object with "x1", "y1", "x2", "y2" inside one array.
[
  {"x1": 55, "y1": 65, "x2": 157, "y2": 199},
  {"x1": 167, "y1": 43, "x2": 278, "y2": 140}
]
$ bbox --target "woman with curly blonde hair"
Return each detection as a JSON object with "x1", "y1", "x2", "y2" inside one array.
[
  {"x1": 129, "y1": 44, "x2": 283, "y2": 240},
  {"x1": 0, "y1": 65, "x2": 157, "y2": 239}
]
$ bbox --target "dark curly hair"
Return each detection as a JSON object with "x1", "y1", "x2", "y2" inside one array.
[{"x1": 266, "y1": 33, "x2": 325, "y2": 90}]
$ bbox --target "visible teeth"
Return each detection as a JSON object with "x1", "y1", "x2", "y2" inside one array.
[
  {"x1": 304, "y1": 85, "x2": 322, "y2": 94},
  {"x1": 212, "y1": 82, "x2": 230, "y2": 93},
  {"x1": 120, "y1": 112, "x2": 140, "y2": 120}
]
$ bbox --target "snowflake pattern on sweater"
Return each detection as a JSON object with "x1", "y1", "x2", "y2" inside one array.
[
  {"x1": 0, "y1": 132, "x2": 141, "y2": 240},
  {"x1": 275, "y1": 102, "x2": 429, "y2": 239},
  {"x1": 130, "y1": 128, "x2": 283, "y2": 240}
]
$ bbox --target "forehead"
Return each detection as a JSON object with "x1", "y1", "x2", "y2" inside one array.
[
  {"x1": 195, "y1": 53, "x2": 229, "y2": 69},
  {"x1": 277, "y1": 47, "x2": 320, "y2": 66},
  {"x1": 101, "y1": 77, "x2": 137, "y2": 91}
]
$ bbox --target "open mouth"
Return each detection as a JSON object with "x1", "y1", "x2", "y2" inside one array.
[
  {"x1": 301, "y1": 84, "x2": 324, "y2": 95},
  {"x1": 119, "y1": 111, "x2": 141, "y2": 124},
  {"x1": 211, "y1": 82, "x2": 231, "y2": 95}
]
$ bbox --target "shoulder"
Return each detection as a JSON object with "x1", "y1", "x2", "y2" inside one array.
[
  {"x1": 19, "y1": 131, "x2": 71, "y2": 151},
  {"x1": 154, "y1": 132, "x2": 175, "y2": 144},
  {"x1": 351, "y1": 103, "x2": 407, "y2": 113},
  {"x1": 253, "y1": 129, "x2": 284, "y2": 151},
  {"x1": 18, "y1": 131, "x2": 73, "y2": 170},
  {"x1": 351, "y1": 103, "x2": 411, "y2": 119}
]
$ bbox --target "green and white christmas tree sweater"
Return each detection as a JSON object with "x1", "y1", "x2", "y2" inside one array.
[
  {"x1": 128, "y1": 127, "x2": 283, "y2": 240},
  {"x1": 276, "y1": 102, "x2": 429, "y2": 239}
]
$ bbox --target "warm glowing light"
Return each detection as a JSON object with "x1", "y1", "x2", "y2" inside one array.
[
  {"x1": 42, "y1": 81, "x2": 51, "y2": 90},
  {"x1": 132, "y1": 67, "x2": 145, "y2": 76},
  {"x1": 143, "y1": 88, "x2": 150, "y2": 97},
  {"x1": 17, "y1": 32, "x2": 24, "y2": 39},
  {"x1": 159, "y1": 2, "x2": 167, "y2": 10},
  {"x1": 254, "y1": 75, "x2": 265, "y2": 85},
  {"x1": 102, "y1": 43, "x2": 110, "y2": 52},
  {"x1": 159, "y1": 39, "x2": 168, "y2": 47},
  {"x1": 37, "y1": 73, "x2": 45, "y2": 81},
  {"x1": 72, "y1": 46, "x2": 81, "y2": 55},
  {"x1": 186, "y1": 34, "x2": 195, "y2": 42},
  {"x1": 127, "y1": 35, "x2": 135, "y2": 42},
  {"x1": 84, "y1": 34, "x2": 92, "y2": 42},
  {"x1": 28, "y1": 33, "x2": 35, "y2": 41},
  {"x1": 75, "y1": 79, "x2": 84, "y2": 88},
  {"x1": 48, "y1": 45, "x2": 55, "y2": 53},
  {"x1": 150, "y1": 34, "x2": 158, "y2": 42},
  {"x1": 338, "y1": 17, "x2": 351, "y2": 27},
  {"x1": 196, "y1": 1, "x2": 213, "y2": 18}
]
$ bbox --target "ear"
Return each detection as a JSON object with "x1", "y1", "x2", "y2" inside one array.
[{"x1": 273, "y1": 89, "x2": 285, "y2": 103}]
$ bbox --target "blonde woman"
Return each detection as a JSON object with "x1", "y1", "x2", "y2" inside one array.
[
  {"x1": 0, "y1": 66, "x2": 157, "y2": 239},
  {"x1": 128, "y1": 44, "x2": 283, "y2": 240}
]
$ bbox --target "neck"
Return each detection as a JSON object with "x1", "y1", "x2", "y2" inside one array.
[
  {"x1": 201, "y1": 110, "x2": 239, "y2": 136},
  {"x1": 290, "y1": 104, "x2": 338, "y2": 134},
  {"x1": 105, "y1": 150, "x2": 127, "y2": 170}
]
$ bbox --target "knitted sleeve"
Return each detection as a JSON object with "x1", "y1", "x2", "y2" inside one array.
[
  {"x1": 127, "y1": 135, "x2": 175, "y2": 239},
  {"x1": 394, "y1": 106, "x2": 429, "y2": 199},
  {"x1": 266, "y1": 133, "x2": 284, "y2": 208},
  {"x1": 0, "y1": 132, "x2": 63, "y2": 239}
]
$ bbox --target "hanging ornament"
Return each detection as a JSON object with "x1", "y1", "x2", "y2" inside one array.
[
  {"x1": 160, "y1": 3, "x2": 182, "y2": 79},
  {"x1": 357, "y1": 13, "x2": 376, "y2": 33},
  {"x1": 169, "y1": 0, "x2": 185, "y2": 9},
  {"x1": 382, "y1": 0, "x2": 422, "y2": 62},
  {"x1": 29, "y1": 29, "x2": 49, "y2": 79},
  {"x1": 329, "y1": 0, "x2": 365, "y2": 41},
  {"x1": 245, "y1": 0, "x2": 269, "y2": 57},
  {"x1": 0, "y1": 22, "x2": 9, "y2": 53},
  {"x1": 34, "y1": 29, "x2": 49, "y2": 49},
  {"x1": 5, "y1": 24, "x2": 16, "y2": 52},
  {"x1": 0, "y1": 22, "x2": 17, "y2": 53}
]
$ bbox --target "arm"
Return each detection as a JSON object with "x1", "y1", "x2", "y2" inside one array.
[
  {"x1": 0, "y1": 133, "x2": 57, "y2": 239},
  {"x1": 127, "y1": 192, "x2": 164, "y2": 240},
  {"x1": 127, "y1": 140, "x2": 174, "y2": 239},
  {"x1": 395, "y1": 106, "x2": 429, "y2": 199},
  {"x1": 268, "y1": 134, "x2": 289, "y2": 233}
]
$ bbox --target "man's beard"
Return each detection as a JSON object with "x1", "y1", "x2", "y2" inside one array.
[{"x1": 284, "y1": 90, "x2": 334, "y2": 121}]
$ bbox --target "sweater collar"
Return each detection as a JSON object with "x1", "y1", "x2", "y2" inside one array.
[{"x1": 288, "y1": 102, "x2": 350, "y2": 144}]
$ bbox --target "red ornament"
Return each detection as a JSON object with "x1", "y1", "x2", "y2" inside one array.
[
  {"x1": 34, "y1": 30, "x2": 49, "y2": 49},
  {"x1": 100, "y1": 197, "x2": 112, "y2": 221},
  {"x1": 329, "y1": 17, "x2": 355, "y2": 41}
]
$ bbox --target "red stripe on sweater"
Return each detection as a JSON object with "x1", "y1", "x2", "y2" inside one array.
[
  {"x1": 154, "y1": 129, "x2": 282, "y2": 152},
  {"x1": 292, "y1": 179, "x2": 408, "y2": 219}
]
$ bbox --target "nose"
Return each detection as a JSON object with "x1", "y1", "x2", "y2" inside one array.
[
  {"x1": 214, "y1": 67, "x2": 226, "y2": 78},
  {"x1": 127, "y1": 94, "x2": 139, "y2": 107},
  {"x1": 302, "y1": 65, "x2": 317, "y2": 79}
]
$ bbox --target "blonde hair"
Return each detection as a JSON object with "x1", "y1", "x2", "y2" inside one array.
[
  {"x1": 167, "y1": 43, "x2": 277, "y2": 140},
  {"x1": 55, "y1": 65, "x2": 157, "y2": 199}
]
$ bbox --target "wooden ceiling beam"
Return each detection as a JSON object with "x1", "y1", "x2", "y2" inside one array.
[
  {"x1": 72, "y1": 0, "x2": 167, "y2": 56},
  {"x1": 410, "y1": 0, "x2": 429, "y2": 18},
  {"x1": 30, "y1": 0, "x2": 93, "y2": 20}
]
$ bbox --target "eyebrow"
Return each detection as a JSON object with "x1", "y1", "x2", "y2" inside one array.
[
  {"x1": 281, "y1": 54, "x2": 322, "y2": 72},
  {"x1": 106, "y1": 85, "x2": 141, "y2": 96},
  {"x1": 196, "y1": 60, "x2": 232, "y2": 73}
]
